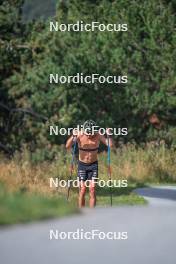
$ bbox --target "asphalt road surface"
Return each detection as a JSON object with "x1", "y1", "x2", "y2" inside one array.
[{"x1": 1, "y1": 186, "x2": 176, "y2": 264}]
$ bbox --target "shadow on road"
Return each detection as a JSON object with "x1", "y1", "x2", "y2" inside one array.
[{"x1": 135, "y1": 187, "x2": 176, "y2": 201}]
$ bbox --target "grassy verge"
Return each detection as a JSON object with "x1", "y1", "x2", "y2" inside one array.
[
  {"x1": 0, "y1": 144, "x2": 175, "y2": 225},
  {"x1": 96, "y1": 184, "x2": 147, "y2": 206},
  {"x1": 69, "y1": 183, "x2": 147, "y2": 207},
  {"x1": 0, "y1": 182, "x2": 145, "y2": 225},
  {"x1": 0, "y1": 183, "x2": 78, "y2": 226}
]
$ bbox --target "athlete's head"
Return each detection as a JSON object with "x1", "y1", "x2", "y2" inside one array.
[{"x1": 83, "y1": 120, "x2": 98, "y2": 136}]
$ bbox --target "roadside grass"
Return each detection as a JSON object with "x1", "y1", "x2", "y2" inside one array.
[
  {"x1": 0, "y1": 181, "x2": 145, "y2": 225},
  {"x1": 97, "y1": 193, "x2": 146, "y2": 206},
  {"x1": 0, "y1": 182, "x2": 78, "y2": 226},
  {"x1": 0, "y1": 144, "x2": 175, "y2": 224},
  {"x1": 96, "y1": 184, "x2": 147, "y2": 206},
  {"x1": 69, "y1": 184, "x2": 147, "y2": 207}
]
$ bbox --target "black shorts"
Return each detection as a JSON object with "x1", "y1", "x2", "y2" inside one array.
[{"x1": 78, "y1": 160, "x2": 98, "y2": 181}]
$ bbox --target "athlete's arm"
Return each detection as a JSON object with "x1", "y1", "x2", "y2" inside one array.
[
  {"x1": 99, "y1": 128, "x2": 113, "y2": 147},
  {"x1": 65, "y1": 135, "x2": 76, "y2": 149},
  {"x1": 66, "y1": 129, "x2": 80, "y2": 149}
]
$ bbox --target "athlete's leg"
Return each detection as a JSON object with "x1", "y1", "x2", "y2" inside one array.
[
  {"x1": 78, "y1": 162, "x2": 87, "y2": 207},
  {"x1": 89, "y1": 179, "x2": 96, "y2": 208},
  {"x1": 88, "y1": 163, "x2": 98, "y2": 208},
  {"x1": 79, "y1": 180, "x2": 86, "y2": 208}
]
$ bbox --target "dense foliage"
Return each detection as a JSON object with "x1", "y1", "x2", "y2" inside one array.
[{"x1": 0, "y1": 0, "x2": 176, "y2": 159}]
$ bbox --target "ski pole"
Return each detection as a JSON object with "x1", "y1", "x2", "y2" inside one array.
[
  {"x1": 67, "y1": 138, "x2": 77, "y2": 201},
  {"x1": 107, "y1": 135, "x2": 112, "y2": 206}
]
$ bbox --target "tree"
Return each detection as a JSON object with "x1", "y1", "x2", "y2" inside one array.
[
  {"x1": 0, "y1": 0, "x2": 32, "y2": 153},
  {"x1": 2, "y1": 0, "x2": 176, "y2": 157}
]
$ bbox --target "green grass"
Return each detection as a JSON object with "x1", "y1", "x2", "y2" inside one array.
[
  {"x1": 0, "y1": 183, "x2": 78, "y2": 225},
  {"x1": 68, "y1": 183, "x2": 147, "y2": 207},
  {"x1": 0, "y1": 182, "x2": 146, "y2": 225},
  {"x1": 96, "y1": 184, "x2": 147, "y2": 206},
  {"x1": 97, "y1": 193, "x2": 146, "y2": 206}
]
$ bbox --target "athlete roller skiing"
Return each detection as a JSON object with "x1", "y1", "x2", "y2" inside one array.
[{"x1": 66, "y1": 120, "x2": 113, "y2": 208}]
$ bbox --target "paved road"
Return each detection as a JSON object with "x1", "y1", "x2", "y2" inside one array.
[{"x1": 1, "y1": 186, "x2": 176, "y2": 264}]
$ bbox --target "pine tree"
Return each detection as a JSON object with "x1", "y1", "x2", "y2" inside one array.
[
  {"x1": 0, "y1": 0, "x2": 29, "y2": 152},
  {"x1": 2, "y1": 0, "x2": 176, "y2": 156}
]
